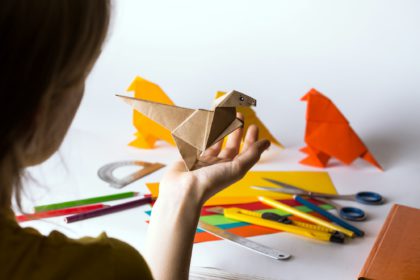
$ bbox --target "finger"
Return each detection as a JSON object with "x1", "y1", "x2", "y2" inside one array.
[
  {"x1": 232, "y1": 139, "x2": 270, "y2": 175},
  {"x1": 218, "y1": 113, "x2": 244, "y2": 159},
  {"x1": 196, "y1": 139, "x2": 270, "y2": 200},
  {"x1": 201, "y1": 139, "x2": 223, "y2": 157},
  {"x1": 242, "y1": 124, "x2": 259, "y2": 152}
]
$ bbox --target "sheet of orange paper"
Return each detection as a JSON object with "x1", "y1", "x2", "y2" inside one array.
[
  {"x1": 300, "y1": 88, "x2": 382, "y2": 170},
  {"x1": 118, "y1": 91, "x2": 256, "y2": 170},
  {"x1": 127, "y1": 76, "x2": 176, "y2": 148},
  {"x1": 215, "y1": 91, "x2": 284, "y2": 148},
  {"x1": 146, "y1": 171, "x2": 337, "y2": 206}
]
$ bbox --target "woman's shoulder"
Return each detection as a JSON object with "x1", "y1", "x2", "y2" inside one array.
[{"x1": 0, "y1": 215, "x2": 153, "y2": 280}]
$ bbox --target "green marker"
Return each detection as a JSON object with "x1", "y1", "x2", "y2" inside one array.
[{"x1": 34, "y1": 192, "x2": 139, "y2": 212}]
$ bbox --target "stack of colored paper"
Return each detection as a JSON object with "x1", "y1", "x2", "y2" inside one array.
[{"x1": 145, "y1": 171, "x2": 336, "y2": 243}]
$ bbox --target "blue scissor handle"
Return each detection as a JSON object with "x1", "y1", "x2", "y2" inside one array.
[
  {"x1": 339, "y1": 207, "x2": 366, "y2": 221},
  {"x1": 355, "y1": 192, "x2": 383, "y2": 205}
]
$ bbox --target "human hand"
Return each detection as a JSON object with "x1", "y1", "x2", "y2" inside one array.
[{"x1": 158, "y1": 119, "x2": 271, "y2": 208}]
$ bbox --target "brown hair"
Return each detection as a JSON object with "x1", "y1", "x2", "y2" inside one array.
[{"x1": 0, "y1": 0, "x2": 110, "y2": 210}]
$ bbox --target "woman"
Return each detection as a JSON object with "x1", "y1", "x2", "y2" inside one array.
[{"x1": 0, "y1": 1, "x2": 270, "y2": 279}]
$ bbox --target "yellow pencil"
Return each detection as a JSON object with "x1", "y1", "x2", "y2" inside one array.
[
  {"x1": 258, "y1": 196, "x2": 355, "y2": 238},
  {"x1": 221, "y1": 208, "x2": 341, "y2": 243}
]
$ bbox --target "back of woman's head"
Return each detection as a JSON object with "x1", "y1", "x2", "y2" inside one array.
[{"x1": 0, "y1": 0, "x2": 110, "y2": 209}]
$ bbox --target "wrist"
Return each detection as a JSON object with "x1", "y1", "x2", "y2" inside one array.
[{"x1": 158, "y1": 175, "x2": 204, "y2": 209}]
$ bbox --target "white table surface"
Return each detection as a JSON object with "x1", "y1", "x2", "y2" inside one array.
[{"x1": 18, "y1": 1, "x2": 420, "y2": 279}]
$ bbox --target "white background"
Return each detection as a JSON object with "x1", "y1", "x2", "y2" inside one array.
[{"x1": 20, "y1": 1, "x2": 420, "y2": 279}]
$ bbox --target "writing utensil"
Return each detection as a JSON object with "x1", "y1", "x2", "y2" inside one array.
[
  {"x1": 34, "y1": 192, "x2": 140, "y2": 212},
  {"x1": 16, "y1": 204, "x2": 108, "y2": 222},
  {"x1": 207, "y1": 207, "x2": 344, "y2": 243},
  {"x1": 65, "y1": 196, "x2": 152, "y2": 223},
  {"x1": 259, "y1": 196, "x2": 355, "y2": 238},
  {"x1": 198, "y1": 221, "x2": 291, "y2": 260},
  {"x1": 293, "y1": 195, "x2": 365, "y2": 237}
]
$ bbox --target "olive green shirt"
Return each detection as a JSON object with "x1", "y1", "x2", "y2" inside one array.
[{"x1": 0, "y1": 209, "x2": 153, "y2": 280}]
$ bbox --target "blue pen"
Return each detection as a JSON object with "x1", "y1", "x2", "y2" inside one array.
[{"x1": 294, "y1": 195, "x2": 365, "y2": 237}]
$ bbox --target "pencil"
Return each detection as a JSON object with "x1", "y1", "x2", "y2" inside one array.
[
  {"x1": 34, "y1": 192, "x2": 139, "y2": 212},
  {"x1": 258, "y1": 196, "x2": 355, "y2": 238},
  {"x1": 65, "y1": 196, "x2": 152, "y2": 223},
  {"x1": 16, "y1": 204, "x2": 107, "y2": 222},
  {"x1": 293, "y1": 195, "x2": 364, "y2": 237}
]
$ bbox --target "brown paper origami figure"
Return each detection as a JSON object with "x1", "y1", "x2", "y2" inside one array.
[
  {"x1": 117, "y1": 91, "x2": 256, "y2": 170},
  {"x1": 300, "y1": 88, "x2": 382, "y2": 170}
]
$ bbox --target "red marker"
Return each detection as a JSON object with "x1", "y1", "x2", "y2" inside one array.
[{"x1": 16, "y1": 204, "x2": 108, "y2": 222}]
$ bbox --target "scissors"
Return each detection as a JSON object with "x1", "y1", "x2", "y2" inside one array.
[
  {"x1": 252, "y1": 178, "x2": 383, "y2": 205},
  {"x1": 315, "y1": 197, "x2": 366, "y2": 222},
  {"x1": 251, "y1": 179, "x2": 377, "y2": 222}
]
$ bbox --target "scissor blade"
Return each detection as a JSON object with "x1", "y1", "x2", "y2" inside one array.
[
  {"x1": 251, "y1": 186, "x2": 305, "y2": 195},
  {"x1": 262, "y1": 178, "x2": 308, "y2": 192}
]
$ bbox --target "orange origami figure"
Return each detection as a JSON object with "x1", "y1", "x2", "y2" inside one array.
[
  {"x1": 300, "y1": 88, "x2": 382, "y2": 170},
  {"x1": 127, "y1": 76, "x2": 176, "y2": 148}
]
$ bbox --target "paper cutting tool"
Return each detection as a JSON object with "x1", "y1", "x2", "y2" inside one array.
[
  {"x1": 253, "y1": 178, "x2": 384, "y2": 205},
  {"x1": 259, "y1": 196, "x2": 355, "y2": 238},
  {"x1": 206, "y1": 207, "x2": 345, "y2": 243},
  {"x1": 317, "y1": 197, "x2": 366, "y2": 222}
]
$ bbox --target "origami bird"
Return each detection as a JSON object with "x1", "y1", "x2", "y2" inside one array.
[
  {"x1": 117, "y1": 91, "x2": 256, "y2": 170},
  {"x1": 300, "y1": 88, "x2": 382, "y2": 170}
]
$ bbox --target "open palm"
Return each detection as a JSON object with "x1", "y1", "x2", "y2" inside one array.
[{"x1": 159, "y1": 117, "x2": 271, "y2": 206}]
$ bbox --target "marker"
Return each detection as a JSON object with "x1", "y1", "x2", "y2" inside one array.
[
  {"x1": 34, "y1": 192, "x2": 140, "y2": 212},
  {"x1": 258, "y1": 196, "x2": 355, "y2": 238},
  {"x1": 65, "y1": 196, "x2": 153, "y2": 223},
  {"x1": 16, "y1": 204, "x2": 107, "y2": 222}
]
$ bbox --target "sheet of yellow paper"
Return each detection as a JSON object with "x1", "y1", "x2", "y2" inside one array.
[
  {"x1": 128, "y1": 76, "x2": 176, "y2": 148},
  {"x1": 146, "y1": 171, "x2": 336, "y2": 206}
]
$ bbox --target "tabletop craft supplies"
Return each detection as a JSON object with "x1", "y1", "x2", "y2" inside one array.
[{"x1": 18, "y1": 75, "x2": 392, "y2": 265}]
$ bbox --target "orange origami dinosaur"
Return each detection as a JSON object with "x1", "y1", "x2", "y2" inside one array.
[{"x1": 300, "y1": 89, "x2": 382, "y2": 170}]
